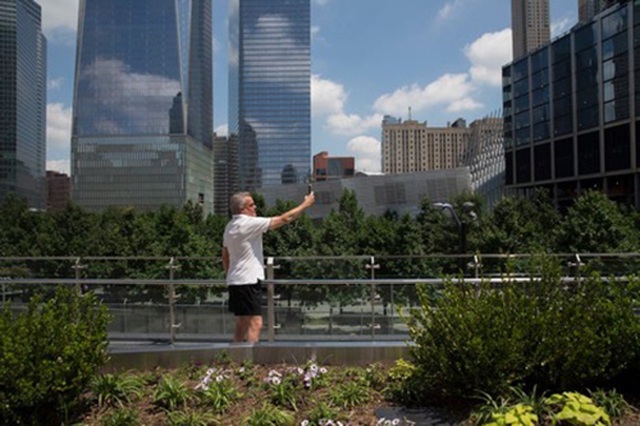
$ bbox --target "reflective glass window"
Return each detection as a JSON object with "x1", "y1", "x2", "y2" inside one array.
[
  {"x1": 602, "y1": 32, "x2": 628, "y2": 61},
  {"x1": 574, "y1": 22, "x2": 597, "y2": 51},
  {"x1": 554, "y1": 138, "x2": 574, "y2": 178},
  {"x1": 604, "y1": 124, "x2": 630, "y2": 171},
  {"x1": 578, "y1": 132, "x2": 600, "y2": 175},
  {"x1": 602, "y1": 7, "x2": 628, "y2": 40}
]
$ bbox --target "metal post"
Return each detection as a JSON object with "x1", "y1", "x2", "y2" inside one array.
[
  {"x1": 71, "y1": 257, "x2": 86, "y2": 294},
  {"x1": 365, "y1": 256, "x2": 380, "y2": 338},
  {"x1": 266, "y1": 257, "x2": 276, "y2": 342},
  {"x1": 166, "y1": 257, "x2": 181, "y2": 344}
]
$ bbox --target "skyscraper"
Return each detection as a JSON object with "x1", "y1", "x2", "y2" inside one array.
[
  {"x1": 72, "y1": 0, "x2": 214, "y2": 213},
  {"x1": 578, "y1": 0, "x2": 627, "y2": 22},
  {"x1": 229, "y1": 0, "x2": 311, "y2": 190},
  {"x1": 511, "y1": 0, "x2": 550, "y2": 59},
  {"x1": 503, "y1": 0, "x2": 640, "y2": 208},
  {"x1": 0, "y1": 0, "x2": 46, "y2": 209}
]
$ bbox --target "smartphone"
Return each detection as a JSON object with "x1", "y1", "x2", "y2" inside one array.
[{"x1": 307, "y1": 184, "x2": 313, "y2": 194}]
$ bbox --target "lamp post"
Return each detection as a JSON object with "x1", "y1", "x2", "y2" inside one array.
[{"x1": 434, "y1": 202, "x2": 475, "y2": 272}]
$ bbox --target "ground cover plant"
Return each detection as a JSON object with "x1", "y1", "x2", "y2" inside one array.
[
  {"x1": 81, "y1": 360, "x2": 392, "y2": 425},
  {"x1": 78, "y1": 359, "x2": 640, "y2": 425}
]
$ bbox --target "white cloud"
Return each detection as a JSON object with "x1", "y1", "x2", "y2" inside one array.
[
  {"x1": 347, "y1": 136, "x2": 380, "y2": 173},
  {"x1": 47, "y1": 103, "x2": 72, "y2": 152},
  {"x1": 40, "y1": 0, "x2": 78, "y2": 44},
  {"x1": 551, "y1": 17, "x2": 573, "y2": 38},
  {"x1": 79, "y1": 58, "x2": 181, "y2": 134},
  {"x1": 47, "y1": 77, "x2": 64, "y2": 91},
  {"x1": 47, "y1": 160, "x2": 70, "y2": 175},
  {"x1": 312, "y1": 0, "x2": 329, "y2": 5},
  {"x1": 465, "y1": 28, "x2": 512, "y2": 86},
  {"x1": 311, "y1": 74, "x2": 347, "y2": 117},
  {"x1": 436, "y1": 0, "x2": 466, "y2": 21},
  {"x1": 372, "y1": 73, "x2": 478, "y2": 116},
  {"x1": 40, "y1": 0, "x2": 78, "y2": 32},
  {"x1": 311, "y1": 25, "x2": 320, "y2": 39},
  {"x1": 215, "y1": 124, "x2": 228, "y2": 137},
  {"x1": 325, "y1": 113, "x2": 383, "y2": 136},
  {"x1": 46, "y1": 96, "x2": 71, "y2": 173}
]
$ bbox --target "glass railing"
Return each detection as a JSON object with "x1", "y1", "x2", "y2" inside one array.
[{"x1": 2, "y1": 253, "x2": 639, "y2": 343}]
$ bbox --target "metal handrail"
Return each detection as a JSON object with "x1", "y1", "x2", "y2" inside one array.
[{"x1": 2, "y1": 253, "x2": 640, "y2": 344}]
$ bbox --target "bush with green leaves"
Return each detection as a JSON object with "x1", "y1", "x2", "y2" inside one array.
[
  {"x1": 91, "y1": 372, "x2": 145, "y2": 407},
  {"x1": 0, "y1": 285, "x2": 110, "y2": 424},
  {"x1": 153, "y1": 375, "x2": 193, "y2": 410},
  {"x1": 405, "y1": 256, "x2": 640, "y2": 399},
  {"x1": 242, "y1": 402, "x2": 295, "y2": 425}
]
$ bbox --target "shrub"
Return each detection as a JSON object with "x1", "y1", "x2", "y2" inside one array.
[
  {"x1": 90, "y1": 372, "x2": 145, "y2": 407},
  {"x1": 0, "y1": 285, "x2": 110, "y2": 424},
  {"x1": 405, "y1": 256, "x2": 640, "y2": 399}
]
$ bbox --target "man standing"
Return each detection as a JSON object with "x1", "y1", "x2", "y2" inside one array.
[{"x1": 222, "y1": 191, "x2": 315, "y2": 342}]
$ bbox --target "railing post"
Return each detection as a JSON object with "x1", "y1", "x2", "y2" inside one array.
[
  {"x1": 568, "y1": 253, "x2": 583, "y2": 282},
  {"x1": 471, "y1": 254, "x2": 482, "y2": 278},
  {"x1": 166, "y1": 257, "x2": 181, "y2": 344},
  {"x1": 71, "y1": 257, "x2": 86, "y2": 294},
  {"x1": 266, "y1": 257, "x2": 276, "y2": 342},
  {"x1": 365, "y1": 256, "x2": 380, "y2": 338}
]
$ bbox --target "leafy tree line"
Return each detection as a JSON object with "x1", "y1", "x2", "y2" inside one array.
[{"x1": 1, "y1": 189, "x2": 640, "y2": 278}]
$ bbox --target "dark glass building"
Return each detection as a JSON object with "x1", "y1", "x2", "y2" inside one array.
[
  {"x1": 0, "y1": 0, "x2": 46, "y2": 209},
  {"x1": 72, "y1": 0, "x2": 214, "y2": 212},
  {"x1": 503, "y1": 0, "x2": 640, "y2": 208},
  {"x1": 229, "y1": 0, "x2": 311, "y2": 190}
]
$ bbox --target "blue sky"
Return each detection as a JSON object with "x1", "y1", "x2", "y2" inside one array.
[{"x1": 42, "y1": 0, "x2": 577, "y2": 175}]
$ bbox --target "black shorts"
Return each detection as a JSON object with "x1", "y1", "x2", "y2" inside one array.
[{"x1": 228, "y1": 282, "x2": 262, "y2": 316}]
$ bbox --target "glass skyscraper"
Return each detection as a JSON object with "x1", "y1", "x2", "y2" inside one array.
[
  {"x1": 503, "y1": 0, "x2": 640, "y2": 208},
  {"x1": 72, "y1": 0, "x2": 214, "y2": 213},
  {"x1": 229, "y1": 0, "x2": 311, "y2": 190},
  {"x1": 0, "y1": 0, "x2": 46, "y2": 209}
]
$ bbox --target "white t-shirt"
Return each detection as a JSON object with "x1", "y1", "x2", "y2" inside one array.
[{"x1": 223, "y1": 214, "x2": 271, "y2": 285}]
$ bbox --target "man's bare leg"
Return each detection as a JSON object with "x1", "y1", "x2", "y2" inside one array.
[
  {"x1": 233, "y1": 316, "x2": 251, "y2": 342},
  {"x1": 246, "y1": 315, "x2": 263, "y2": 342}
]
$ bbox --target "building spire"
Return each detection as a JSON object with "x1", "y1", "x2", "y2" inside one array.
[{"x1": 408, "y1": 106, "x2": 412, "y2": 121}]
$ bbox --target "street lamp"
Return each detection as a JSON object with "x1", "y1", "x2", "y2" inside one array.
[{"x1": 434, "y1": 202, "x2": 475, "y2": 270}]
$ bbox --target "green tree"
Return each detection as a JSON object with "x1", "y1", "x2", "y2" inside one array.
[
  {"x1": 479, "y1": 189, "x2": 560, "y2": 254},
  {"x1": 556, "y1": 190, "x2": 638, "y2": 253}
]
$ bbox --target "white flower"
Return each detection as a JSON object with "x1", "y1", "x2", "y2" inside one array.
[
  {"x1": 271, "y1": 377, "x2": 281, "y2": 385},
  {"x1": 206, "y1": 368, "x2": 215, "y2": 375},
  {"x1": 300, "y1": 421, "x2": 309, "y2": 426},
  {"x1": 238, "y1": 367, "x2": 245, "y2": 373},
  {"x1": 268, "y1": 369, "x2": 282, "y2": 377},
  {"x1": 320, "y1": 367, "x2": 327, "y2": 374}
]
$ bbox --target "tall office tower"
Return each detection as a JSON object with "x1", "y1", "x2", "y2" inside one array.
[
  {"x1": 579, "y1": 0, "x2": 608, "y2": 21},
  {"x1": 382, "y1": 116, "x2": 471, "y2": 174},
  {"x1": 72, "y1": 0, "x2": 214, "y2": 213},
  {"x1": 229, "y1": 0, "x2": 311, "y2": 190},
  {"x1": 213, "y1": 133, "x2": 239, "y2": 216},
  {"x1": 511, "y1": 0, "x2": 550, "y2": 60},
  {"x1": 503, "y1": 0, "x2": 640, "y2": 208},
  {"x1": 0, "y1": 0, "x2": 46, "y2": 209},
  {"x1": 578, "y1": 0, "x2": 628, "y2": 22}
]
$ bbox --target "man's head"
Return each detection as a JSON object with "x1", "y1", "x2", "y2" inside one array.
[{"x1": 230, "y1": 192, "x2": 257, "y2": 216}]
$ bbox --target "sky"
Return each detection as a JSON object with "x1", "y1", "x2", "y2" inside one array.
[{"x1": 42, "y1": 0, "x2": 578, "y2": 176}]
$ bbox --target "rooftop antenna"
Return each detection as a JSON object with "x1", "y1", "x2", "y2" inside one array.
[{"x1": 408, "y1": 106, "x2": 412, "y2": 121}]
